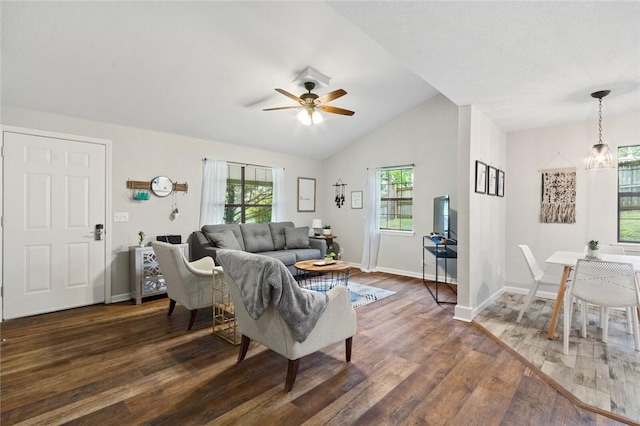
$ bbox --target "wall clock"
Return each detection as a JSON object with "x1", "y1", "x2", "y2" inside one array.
[{"x1": 150, "y1": 176, "x2": 173, "y2": 197}]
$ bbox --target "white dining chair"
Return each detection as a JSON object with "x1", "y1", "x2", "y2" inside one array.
[
  {"x1": 563, "y1": 259, "x2": 640, "y2": 355},
  {"x1": 581, "y1": 244, "x2": 633, "y2": 332},
  {"x1": 517, "y1": 245, "x2": 563, "y2": 322}
]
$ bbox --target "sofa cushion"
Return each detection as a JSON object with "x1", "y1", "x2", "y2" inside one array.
[
  {"x1": 206, "y1": 229, "x2": 242, "y2": 251},
  {"x1": 240, "y1": 223, "x2": 275, "y2": 253},
  {"x1": 201, "y1": 224, "x2": 245, "y2": 251},
  {"x1": 292, "y1": 248, "x2": 322, "y2": 262},
  {"x1": 284, "y1": 227, "x2": 310, "y2": 249},
  {"x1": 268, "y1": 222, "x2": 294, "y2": 250},
  {"x1": 258, "y1": 250, "x2": 297, "y2": 266}
]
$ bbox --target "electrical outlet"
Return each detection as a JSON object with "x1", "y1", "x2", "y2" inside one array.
[{"x1": 114, "y1": 212, "x2": 129, "y2": 222}]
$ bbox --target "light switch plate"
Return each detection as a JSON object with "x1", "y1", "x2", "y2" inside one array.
[{"x1": 114, "y1": 212, "x2": 129, "y2": 222}]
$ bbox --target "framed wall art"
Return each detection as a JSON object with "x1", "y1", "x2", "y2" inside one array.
[
  {"x1": 487, "y1": 166, "x2": 498, "y2": 196},
  {"x1": 351, "y1": 191, "x2": 363, "y2": 209},
  {"x1": 497, "y1": 170, "x2": 505, "y2": 197},
  {"x1": 297, "y1": 177, "x2": 316, "y2": 212},
  {"x1": 475, "y1": 161, "x2": 487, "y2": 194}
]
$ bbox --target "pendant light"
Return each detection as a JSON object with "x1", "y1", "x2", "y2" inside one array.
[{"x1": 586, "y1": 90, "x2": 614, "y2": 170}]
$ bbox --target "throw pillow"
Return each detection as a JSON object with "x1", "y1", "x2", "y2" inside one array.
[
  {"x1": 284, "y1": 226, "x2": 310, "y2": 249},
  {"x1": 240, "y1": 223, "x2": 275, "y2": 253},
  {"x1": 206, "y1": 229, "x2": 242, "y2": 251}
]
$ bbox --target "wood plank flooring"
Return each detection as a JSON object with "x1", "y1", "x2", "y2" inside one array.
[{"x1": 0, "y1": 271, "x2": 633, "y2": 425}]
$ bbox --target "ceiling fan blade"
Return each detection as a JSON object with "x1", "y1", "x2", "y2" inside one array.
[
  {"x1": 275, "y1": 88, "x2": 303, "y2": 104},
  {"x1": 262, "y1": 106, "x2": 302, "y2": 111},
  {"x1": 316, "y1": 89, "x2": 347, "y2": 104},
  {"x1": 318, "y1": 105, "x2": 355, "y2": 116}
]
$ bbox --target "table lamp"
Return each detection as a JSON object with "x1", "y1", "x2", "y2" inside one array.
[{"x1": 311, "y1": 219, "x2": 322, "y2": 236}]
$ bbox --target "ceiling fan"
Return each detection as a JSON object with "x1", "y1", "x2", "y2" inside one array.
[{"x1": 263, "y1": 81, "x2": 355, "y2": 125}]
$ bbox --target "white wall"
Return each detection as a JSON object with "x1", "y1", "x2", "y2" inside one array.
[
  {"x1": 1, "y1": 106, "x2": 325, "y2": 299},
  {"x1": 320, "y1": 94, "x2": 459, "y2": 278},
  {"x1": 456, "y1": 105, "x2": 507, "y2": 321},
  {"x1": 506, "y1": 111, "x2": 640, "y2": 293}
]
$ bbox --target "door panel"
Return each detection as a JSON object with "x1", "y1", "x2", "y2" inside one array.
[{"x1": 3, "y1": 131, "x2": 107, "y2": 319}]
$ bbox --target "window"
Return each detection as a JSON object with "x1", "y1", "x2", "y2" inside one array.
[
  {"x1": 224, "y1": 164, "x2": 273, "y2": 224},
  {"x1": 380, "y1": 167, "x2": 413, "y2": 231},
  {"x1": 618, "y1": 145, "x2": 640, "y2": 242}
]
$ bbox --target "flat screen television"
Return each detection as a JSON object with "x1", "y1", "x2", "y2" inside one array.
[{"x1": 433, "y1": 195, "x2": 449, "y2": 238}]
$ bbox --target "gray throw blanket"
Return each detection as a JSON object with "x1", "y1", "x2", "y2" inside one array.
[{"x1": 216, "y1": 249, "x2": 329, "y2": 343}]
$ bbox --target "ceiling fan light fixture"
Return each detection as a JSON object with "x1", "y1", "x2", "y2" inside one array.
[
  {"x1": 297, "y1": 108, "x2": 323, "y2": 126},
  {"x1": 586, "y1": 90, "x2": 614, "y2": 170}
]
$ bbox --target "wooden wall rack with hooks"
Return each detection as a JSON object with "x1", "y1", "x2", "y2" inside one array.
[{"x1": 126, "y1": 180, "x2": 188, "y2": 193}]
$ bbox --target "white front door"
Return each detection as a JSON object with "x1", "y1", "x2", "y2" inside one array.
[{"x1": 3, "y1": 129, "x2": 108, "y2": 319}]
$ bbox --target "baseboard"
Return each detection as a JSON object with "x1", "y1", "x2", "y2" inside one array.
[
  {"x1": 110, "y1": 293, "x2": 132, "y2": 303},
  {"x1": 373, "y1": 265, "x2": 458, "y2": 284},
  {"x1": 474, "y1": 286, "x2": 507, "y2": 317},
  {"x1": 375, "y1": 266, "x2": 422, "y2": 279},
  {"x1": 454, "y1": 286, "x2": 508, "y2": 322},
  {"x1": 454, "y1": 305, "x2": 473, "y2": 322}
]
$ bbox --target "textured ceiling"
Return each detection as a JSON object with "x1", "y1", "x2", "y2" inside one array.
[{"x1": 2, "y1": 1, "x2": 639, "y2": 159}]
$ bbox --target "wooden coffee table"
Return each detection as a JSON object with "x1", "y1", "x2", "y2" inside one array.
[{"x1": 294, "y1": 259, "x2": 350, "y2": 291}]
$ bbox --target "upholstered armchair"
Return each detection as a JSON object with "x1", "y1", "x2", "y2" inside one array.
[
  {"x1": 151, "y1": 241, "x2": 216, "y2": 330},
  {"x1": 216, "y1": 249, "x2": 356, "y2": 392}
]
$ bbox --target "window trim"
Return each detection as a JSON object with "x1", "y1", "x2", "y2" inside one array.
[
  {"x1": 379, "y1": 166, "x2": 414, "y2": 232},
  {"x1": 617, "y1": 144, "x2": 640, "y2": 243},
  {"x1": 224, "y1": 164, "x2": 273, "y2": 224}
]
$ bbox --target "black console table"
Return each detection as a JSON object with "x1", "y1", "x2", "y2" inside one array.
[{"x1": 423, "y1": 235, "x2": 457, "y2": 304}]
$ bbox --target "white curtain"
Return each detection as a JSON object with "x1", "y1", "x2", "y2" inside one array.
[
  {"x1": 271, "y1": 167, "x2": 285, "y2": 222},
  {"x1": 361, "y1": 168, "x2": 381, "y2": 272},
  {"x1": 199, "y1": 159, "x2": 227, "y2": 227}
]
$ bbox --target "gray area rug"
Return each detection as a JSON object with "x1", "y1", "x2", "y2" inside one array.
[
  {"x1": 475, "y1": 292, "x2": 640, "y2": 423},
  {"x1": 346, "y1": 282, "x2": 396, "y2": 308},
  {"x1": 303, "y1": 281, "x2": 396, "y2": 309}
]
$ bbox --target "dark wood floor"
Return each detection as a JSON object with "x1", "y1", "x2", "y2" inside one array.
[{"x1": 0, "y1": 271, "x2": 632, "y2": 425}]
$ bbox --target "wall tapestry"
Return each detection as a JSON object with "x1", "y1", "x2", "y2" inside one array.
[{"x1": 540, "y1": 167, "x2": 576, "y2": 223}]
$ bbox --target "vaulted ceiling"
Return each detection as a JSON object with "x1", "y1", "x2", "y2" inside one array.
[{"x1": 2, "y1": 2, "x2": 638, "y2": 159}]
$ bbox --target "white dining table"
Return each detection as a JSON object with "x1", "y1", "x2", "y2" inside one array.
[{"x1": 545, "y1": 251, "x2": 640, "y2": 340}]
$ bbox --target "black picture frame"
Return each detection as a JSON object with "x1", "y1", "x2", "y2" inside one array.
[
  {"x1": 475, "y1": 161, "x2": 487, "y2": 194},
  {"x1": 497, "y1": 170, "x2": 505, "y2": 197},
  {"x1": 487, "y1": 166, "x2": 498, "y2": 196}
]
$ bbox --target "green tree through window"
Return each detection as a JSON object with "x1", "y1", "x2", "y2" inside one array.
[
  {"x1": 224, "y1": 164, "x2": 273, "y2": 224},
  {"x1": 618, "y1": 145, "x2": 640, "y2": 242},
  {"x1": 380, "y1": 167, "x2": 413, "y2": 231}
]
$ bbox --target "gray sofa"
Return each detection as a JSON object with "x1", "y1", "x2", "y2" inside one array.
[{"x1": 189, "y1": 222, "x2": 327, "y2": 274}]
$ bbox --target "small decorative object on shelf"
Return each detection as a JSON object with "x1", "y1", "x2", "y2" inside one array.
[
  {"x1": 138, "y1": 231, "x2": 145, "y2": 247},
  {"x1": 323, "y1": 225, "x2": 331, "y2": 235},
  {"x1": 134, "y1": 190, "x2": 150, "y2": 201},
  {"x1": 325, "y1": 251, "x2": 336, "y2": 263},
  {"x1": 587, "y1": 240, "x2": 600, "y2": 259}
]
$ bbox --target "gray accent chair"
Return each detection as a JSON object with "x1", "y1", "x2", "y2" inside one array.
[
  {"x1": 217, "y1": 250, "x2": 356, "y2": 392},
  {"x1": 152, "y1": 241, "x2": 219, "y2": 330}
]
